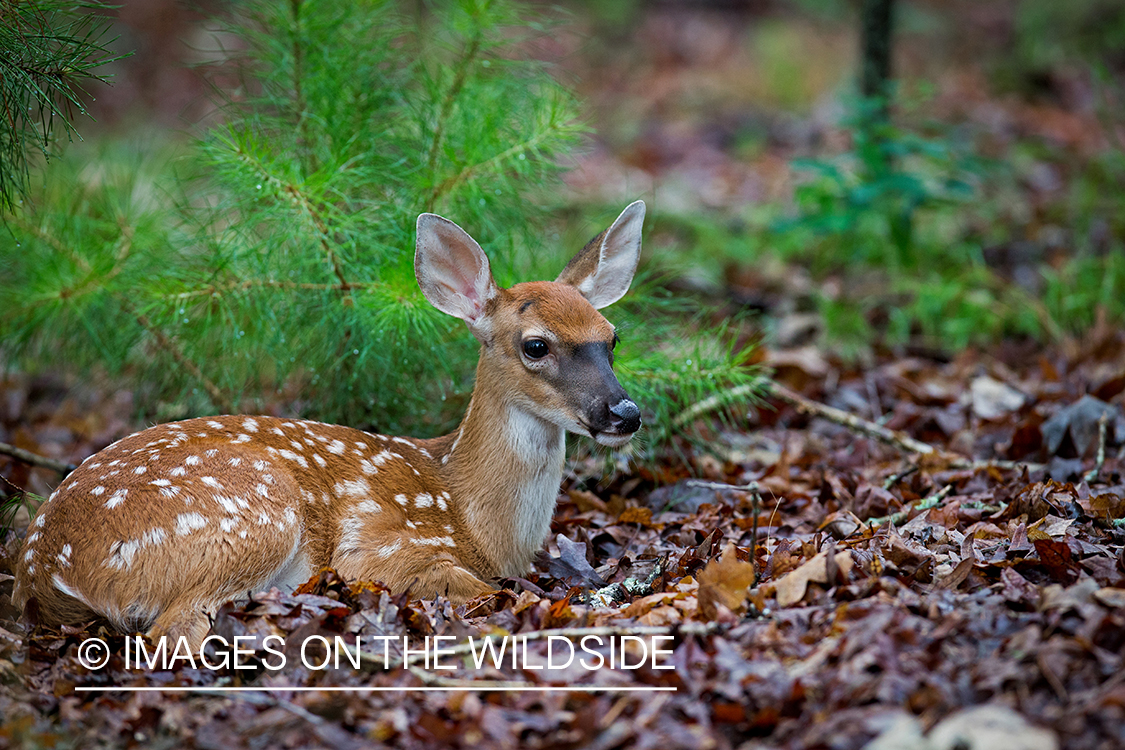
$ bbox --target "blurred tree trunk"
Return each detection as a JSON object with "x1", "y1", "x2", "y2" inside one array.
[{"x1": 860, "y1": 0, "x2": 895, "y2": 106}]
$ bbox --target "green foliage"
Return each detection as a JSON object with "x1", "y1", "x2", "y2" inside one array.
[
  {"x1": 612, "y1": 280, "x2": 758, "y2": 450},
  {"x1": 1043, "y1": 247, "x2": 1125, "y2": 334},
  {"x1": 1005, "y1": 0, "x2": 1125, "y2": 85},
  {"x1": 1, "y1": 0, "x2": 757, "y2": 450},
  {"x1": 768, "y1": 95, "x2": 1018, "y2": 351},
  {"x1": 0, "y1": 0, "x2": 123, "y2": 211},
  {"x1": 1, "y1": 491, "x2": 40, "y2": 537},
  {"x1": 651, "y1": 91, "x2": 1125, "y2": 356},
  {"x1": 780, "y1": 95, "x2": 984, "y2": 273}
]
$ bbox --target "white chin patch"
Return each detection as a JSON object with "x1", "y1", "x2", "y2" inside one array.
[{"x1": 595, "y1": 432, "x2": 634, "y2": 448}]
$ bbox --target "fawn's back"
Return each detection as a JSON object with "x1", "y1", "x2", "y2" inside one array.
[{"x1": 17, "y1": 416, "x2": 479, "y2": 644}]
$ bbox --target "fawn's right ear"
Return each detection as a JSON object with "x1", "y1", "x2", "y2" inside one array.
[
  {"x1": 416, "y1": 213, "x2": 499, "y2": 339},
  {"x1": 556, "y1": 200, "x2": 644, "y2": 309}
]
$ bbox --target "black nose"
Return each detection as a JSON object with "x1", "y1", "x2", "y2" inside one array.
[{"x1": 609, "y1": 398, "x2": 641, "y2": 434}]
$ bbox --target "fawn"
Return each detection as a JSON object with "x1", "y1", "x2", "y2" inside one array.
[{"x1": 13, "y1": 202, "x2": 645, "y2": 649}]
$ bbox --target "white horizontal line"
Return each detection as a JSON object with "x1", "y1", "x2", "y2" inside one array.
[{"x1": 75, "y1": 685, "x2": 677, "y2": 693}]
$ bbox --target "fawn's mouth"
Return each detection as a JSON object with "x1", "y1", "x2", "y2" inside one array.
[{"x1": 588, "y1": 427, "x2": 637, "y2": 448}]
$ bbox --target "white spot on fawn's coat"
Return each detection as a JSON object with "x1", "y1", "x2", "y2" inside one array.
[
  {"x1": 175, "y1": 513, "x2": 207, "y2": 536},
  {"x1": 410, "y1": 536, "x2": 456, "y2": 547},
  {"x1": 334, "y1": 479, "x2": 370, "y2": 498},
  {"x1": 374, "y1": 541, "x2": 402, "y2": 559}
]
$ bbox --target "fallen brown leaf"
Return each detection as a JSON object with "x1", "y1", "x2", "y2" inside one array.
[
  {"x1": 772, "y1": 549, "x2": 854, "y2": 607},
  {"x1": 697, "y1": 543, "x2": 757, "y2": 618}
]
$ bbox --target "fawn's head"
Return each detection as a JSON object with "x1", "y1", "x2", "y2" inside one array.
[{"x1": 416, "y1": 202, "x2": 644, "y2": 447}]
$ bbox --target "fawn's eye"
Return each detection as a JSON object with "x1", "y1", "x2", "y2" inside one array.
[{"x1": 522, "y1": 339, "x2": 549, "y2": 359}]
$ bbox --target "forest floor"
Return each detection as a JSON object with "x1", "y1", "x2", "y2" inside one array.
[{"x1": 2, "y1": 326, "x2": 1125, "y2": 749}]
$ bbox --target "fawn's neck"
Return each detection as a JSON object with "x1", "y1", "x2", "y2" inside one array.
[{"x1": 439, "y1": 364, "x2": 566, "y2": 578}]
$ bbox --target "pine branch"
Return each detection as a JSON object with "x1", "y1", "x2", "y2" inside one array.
[
  {"x1": 0, "y1": 0, "x2": 126, "y2": 210},
  {"x1": 424, "y1": 28, "x2": 484, "y2": 210},
  {"x1": 130, "y1": 307, "x2": 234, "y2": 414},
  {"x1": 430, "y1": 125, "x2": 562, "y2": 206},
  {"x1": 12, "y1": 203, "x2": 238, "y2": 414},
  {"x1": 231, "y1": 144, "x2": 350, "y2": 292},
  {"x1": 1, "y1": 1, "x2": 750, "y2": 448},
  {"x1": 287, "y1": 0, "x2": 314, "y2": 176},
  {"x1": 161, "y1": 279, "x2": 375, "y2": 301}
]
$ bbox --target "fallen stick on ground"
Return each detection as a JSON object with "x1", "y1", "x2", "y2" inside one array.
[
  {"x1": 678, "y1": 380, "x2": 1049, "y2": 476},
  {"x1": 763, "y1": 381, "x2": 937, "y2": 455},
  {"x1": 676, "y1": 379, "x2": 937, "y2": 456},
  {"x1": 867, "y1": 484, "x2": 954, "y2": 528},
  {"x1": 0, "y1": 441, "x2": 75, "y2": 475},
  {"x1": 1084, "y1": 412, "x2": 1109, "y2": 483}
]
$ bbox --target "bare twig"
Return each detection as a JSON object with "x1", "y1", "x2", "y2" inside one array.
[
  {"x1": 764, "y1": 381, "x2": 936, "y2": 455},
  {"x1": 674, "y1": 380, "x2": 1047, "y2": 476},
  {"x1": 883, "y1": 465, "x2": 919, "y2": 490},
  {"x1": 867, "y1": 484, "x2": 954, "y2": 528},
  {"x1": 673, "y1": 379, "x2": 935, "y2": 455},
  {"x1": 683, "y1": 479, "x2": 760, "y2": 496},
  {"x1": 750, "y1": 482, "x2": 761, "y2": 581},
  {"x1": 947, "y1": 458, "x2": 1044, "y2": 472},
  {"x1": 0, "y1": 441, "x2": 75, "y2": 474},
  {"x1": 1084, "y1": 412, "x2": 1109, "y2": 484}
]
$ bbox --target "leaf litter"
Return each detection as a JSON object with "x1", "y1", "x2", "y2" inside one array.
[{"x1": 3, "y1": 330, "x2": 1125, "y2": 749}]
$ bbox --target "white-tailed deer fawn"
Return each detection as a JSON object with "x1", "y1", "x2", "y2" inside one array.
[{"x1": 13, "y1": 202, "x2": 645, "y2": 649}]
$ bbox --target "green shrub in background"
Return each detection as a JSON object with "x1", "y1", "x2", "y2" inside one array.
[
  {"x1": 998, "y1": 0, "x2": 1125, "y2": 93},
  {"x1": 780, "y1": 95, "x2": 983, "y2": 269},
  {"x1": 648, "y1": 89, "x2": 1124, "y2": 357},
  {"x1": 0, "y1": 0, "x2": 756, "y2": 451},
  {"x1": 778, "y1": 98, "x2": 1125, "y2": 352}
]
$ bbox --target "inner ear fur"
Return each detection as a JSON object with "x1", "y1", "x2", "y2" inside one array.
[{"x1": 415, "y1": 213, "x2": 498, "y2": 336}]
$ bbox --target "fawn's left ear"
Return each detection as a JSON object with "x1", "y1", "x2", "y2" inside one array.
[{"x1": 556, "y1": 200, "x2": 645, "y2": 309}]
